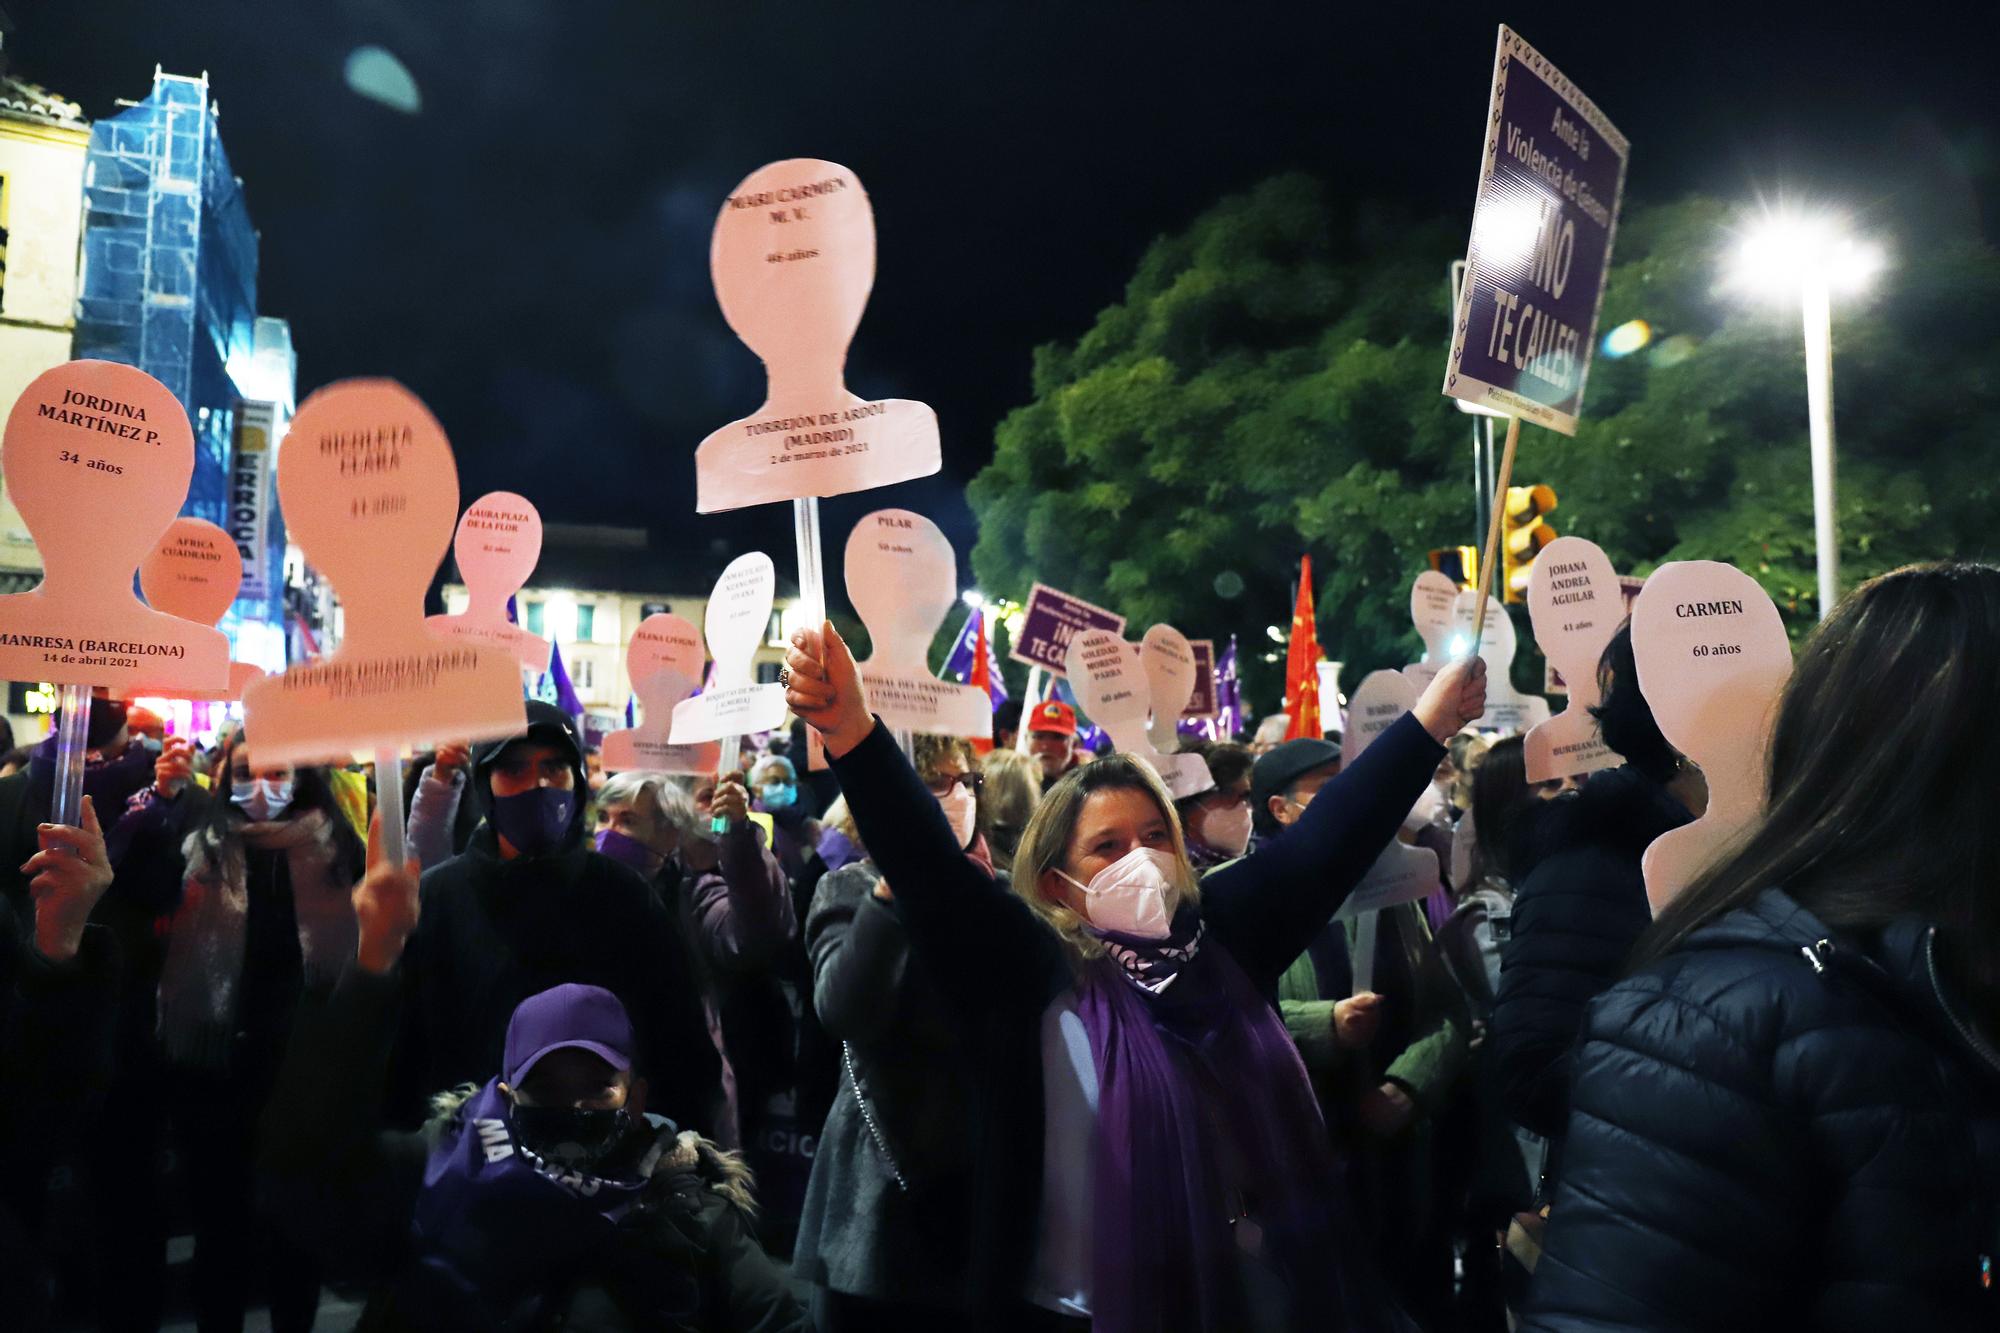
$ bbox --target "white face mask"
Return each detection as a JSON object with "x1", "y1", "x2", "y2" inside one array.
[
  {"x1": 1061, "y1": 845, "x2": 1181, "y2": 939},
  {"x1": 1201, "y1": 802, "x2": 1254, "y2": 857},
  {"x1": 939, "y1": 786, "x2": 978, "y2": 849},
  {"x1": 231, "y1": 776, "x2": 294, "y2": 822}
]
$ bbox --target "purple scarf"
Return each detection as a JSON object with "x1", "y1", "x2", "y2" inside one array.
[{"x1": 1077, "y1": 915, "x2": 1407, "y2": 1332}]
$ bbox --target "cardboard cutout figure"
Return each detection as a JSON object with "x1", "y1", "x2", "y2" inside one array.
[
  {"x1": 600, "y1": 613, "x2": 719, "y2": 775},
  {"x1": 1632, "y1": 561, "x2": 1793, "y2": 912},
  {"x1": 1420, "y1": 589, "x2": 1549, "y2": 734},
  {"x1": 426, "y1": 491, "x2": 553, "y2": 672},
  {"x1": 0, "y1": 361, "x2": 228, "y2": 692},
  {"x1": 696, "y1": 159, "x2": 941, "y2": 513},
  {"x1": 1524, "y1": 536, "x2": 1627, "y2": 782},
  {"x1": 1063, "y1": 628, "x2": 1212, "y2": 799},
  {"x1": 669, "y1": 552, "x2": 789, "y2": 744},
  {"x1": 1336, "y1": 669, "x2": 1443, "y2": 921},
  {"x1": 1140, "y1": 624, "x2": 1198, "y2": 754},
  {"x1": 844, "y1": 509, "x2": 990, "y2": 738},
  {"x1": 240, "y1": 380, "x2": 525, "y2": 766},
  {"x1": 131, "y1": 517, "x2": 264, "y2": 701}
]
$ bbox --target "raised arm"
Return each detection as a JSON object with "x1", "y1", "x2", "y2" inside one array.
[
  {"x1": 404, "y1": 744, "x2": 470, "y2": 872},
  {"x1": 686, "y1": 774, "x2": 797, "y2": 973}
]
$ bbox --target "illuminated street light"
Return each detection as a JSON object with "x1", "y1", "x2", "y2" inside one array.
[
  {"x1": 962, "y1": 589, "x2": 985, "y2": 608},
  {"x1": 1728, "y1": 208, "x2": 1885, "y2": 620}
]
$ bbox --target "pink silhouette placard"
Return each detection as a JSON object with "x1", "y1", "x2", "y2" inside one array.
[
  {"x1": 845, "y1": 509, "x2": 990, "y2": 738},
  {"x1": 696, "y1": 159, "x2": 941, "y2": 513},
  {"x1": 1063, "y1": 628, "x2": 1212, "y2": 799},
  {"x1": 601, "y1": 612, "x2": 719, "y2": 776},
  {"x1": 669, "y1": 552, "x2": 789, "y2": 744},
  {"x1": 426, "y1": 490, "x2": 553, "y2": 672},
  {"x1": 1140, "y1": 624, "x2": 1197, "y2": 755},
  {"x1": 1335, "y1": 668, "x2": 1441, "y2": 919},
  {"x1": 129, "y1": 517, "x2": 264, "y2": 701},
  {"x1": 1524, "y1": 536, "x2": 1627, "y2": 782},
  {"x1": 240, "y1": 380, "x2": 525, "y2": 766},
  {"x1": 0, "y1": 360, "x2": 228, "y2": 691},
  {"x1": 1631, "y1": 561, "x2": 1793, "y2": 912}
]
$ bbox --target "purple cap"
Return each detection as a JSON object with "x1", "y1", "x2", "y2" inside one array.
[{"x1": 502, "y1": 983, "x2": 636, "y2": 1087}]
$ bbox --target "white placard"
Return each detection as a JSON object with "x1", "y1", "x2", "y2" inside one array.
[
  {"x1": 845, "y1": 509, "x2": 991, "y2": 738},
  {"x1": 1524, "y1": 536, "x2": 1626, "y2": 781},
  {"x1": 1344, "y1": 669, "x2": 1417, "y2": 765},
  {"x1": 1063, "y1": 628, "x2": 1212, "y2": 799},
  {"x1": 670, "y1": 552, "x2": 789, "y2": 744},
  {"x1": 601, "y1": 613, "x2": 720, "y2": 775},
  {"x1": 1140, "y1": 623, "x2": 1197, "y2": 754}
]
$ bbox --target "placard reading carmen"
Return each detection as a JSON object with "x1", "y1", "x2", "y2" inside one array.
[
  {"x1": 426, "y1": 490, "x2": 554, "y2": 672},
  {"x1": 601, "y1": 613, "x2": 719, "y2": 776},
  {"x1": 0, "y1": 360, "x2": 228, "y2": 692},
  {"x1": 1524, "y1": 536, "x2": 1626, "y2": 781},
  {"x1": 845, "y1": 509, "x2": 991, "y2": 738},
  {"x1": 697, "y1": 159, "x2": 941, "y2": 512},
  {"x1": 1443, "y1": 25, "x2": 1630, "y2": 435},
  {"x1": 670, "y1": 552, "x2": 788, "y2": 745},
  {"x1": 1063, "y1": 628, "x2": 1212, "y2": 799},
  {"x1": 134, "y1": 517, "x2": 264, "y2": 702},
  {"x1": 240, "y1": 380, "x2": 524, "y2": 766}
]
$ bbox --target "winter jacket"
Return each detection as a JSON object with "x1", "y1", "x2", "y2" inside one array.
[
  {"x1": 793, "y1": 860, "x2": 981, "y2": 1308},
  {"x1": 403, "y1": 762, "x2": 479, "y2": 872},
  {"x1": 826, "y1": 713, "x2": 1444, "y2": 1323},
  {"x1": 387, "y1": 823, "x2": 721, "y2": 1138},
  {"x1": 1523, "y1": 888, "x2": 2000, "y2": 1331},
  {"x1": 1489, "y1": 766, "x2": 1688, "y2": 1143},
  {"x1": 260, "y1": 965, "x2": 808, "y2": 1333}
]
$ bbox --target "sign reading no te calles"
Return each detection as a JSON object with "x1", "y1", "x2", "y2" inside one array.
[{"x1": 1444, "y1": 25, "x2": 1629, "y2": 436}]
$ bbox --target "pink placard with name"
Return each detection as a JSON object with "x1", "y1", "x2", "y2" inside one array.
[
  {"x1": 1140, "y1": 624, "x2": 1197, "y2": 755},
  {"x1": 601, "y1": 613, "x2": 719, "y2": 775},
  {"x1": 670, "y1": 552, "x2": 789, "y2": 744},
  {"x1": 240, "y1": 380, "x2": 525, "y2": 766},
  {"x1": 0, "y1": 361, "x2": 229, "y2": 691},
  {"x1": 131, "y1": 516, "x2": 263, "y2": 701},
  {"x1": 845, "y1": 509, "x2": 990, "y2": 738},
  {"x1": 1524, "y1": 536, "x2": 1627, "y2": 782},
  {"x1": 426, "y1": 490, "x2": 553, "y2": 672},
  {"x1": 1064, "y1": 628, "x2": 1212, "y2": 799},
  {"x1": 696, "y1": 159, "x2": 941, "y2": 513}
]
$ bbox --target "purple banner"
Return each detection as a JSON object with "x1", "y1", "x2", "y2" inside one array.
[
  {"x1": 1181, "y1": 639, "x2": 1217, "y2": 719},
  {"x1": 1444, "y1": 26, "x2": 1629, "y2": 436},
  {"x1": 1009, "y1": 581, "x2": 1126, "y2": 676}
]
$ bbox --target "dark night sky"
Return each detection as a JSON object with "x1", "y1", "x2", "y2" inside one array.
[{"x1": 14, "y1": 1, "x2": 2000, "y2": 592}]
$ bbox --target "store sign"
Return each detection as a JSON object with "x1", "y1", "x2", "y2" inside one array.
[{"x1": 231, "y1": 400, "x2": 283, "y2": 602}]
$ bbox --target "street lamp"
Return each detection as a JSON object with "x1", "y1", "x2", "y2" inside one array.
[{"x1": 1727, "y1": 209, "x2": 1885, "y2": 619}]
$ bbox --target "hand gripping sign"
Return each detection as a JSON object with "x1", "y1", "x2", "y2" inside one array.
[
  {"x1": 844, "y1": 509, "x2": 991, "y2": 739},
  {"x1": 1429, "y1": 590, "x2": 1550, "y2": 734},
  {"x1": 1335, "y1": 671, "x2": 1443, "y2": 994},
  {"x1": 669, "y1": 552, "x2": 789, "y2": 744},
  {"x1": 600, "y1": 613, "x2": 719, "y2": 776},
  {"x1": 696, "y1": 159, "x2": 941, "y2": 514},
  {"x1": 425, "y1": 491, "x2": 553, "y2": 673},
  {"x1": 240, "y1": 380, "x2": 525, "y2": 768},
  {"x1": 0, "y1": 361, "x2": 229, "y2": 694},
  {"x1": 1524, "y1": 536, "x2": 1627, "y2": 782},
  {"x1": 131, "y1": 517, "x2": 265, "y2": 702},
  {"x1": 1140, "y1": 624, "x2": 1199, "y2": 755},
  {"x1": 1631, "y1": 562, "x2": 1793, "y2": 913},
  {"x1": 1063, "y1": 629, "x2": 1213, "y2": 800}
]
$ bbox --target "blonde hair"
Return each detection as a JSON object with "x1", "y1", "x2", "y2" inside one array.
[
  {"x1": 977, "y1": 748, "x2": 1042, "y2": 873},
  {"x1": 1010, "y1": 754, "x2": 1199, "y2": 963}
]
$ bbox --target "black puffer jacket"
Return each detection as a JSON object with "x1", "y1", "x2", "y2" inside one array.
[
  {"x1": 1523, "y1": 889, "x2": 2000, "y2": 1331},
  {"x1": 1488, "y1": 766, "x2": 1688, "y2": 1144}
]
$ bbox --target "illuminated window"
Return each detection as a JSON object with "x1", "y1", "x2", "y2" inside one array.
[
  {"x1": 524, "y1": 600, "x2": 544, "y2": 636},
  {"x1": 575, "y1": 603, "x2": 594, "y2": 643},
  {"x1": 574, "y1": 658, "x2": 594, "y2": 689}
]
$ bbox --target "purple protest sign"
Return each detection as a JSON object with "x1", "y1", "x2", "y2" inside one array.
[
  {"x1": 1181, "y1": 639, "x2": 1217, "y2": 719},
  {"x1": 1009, "y1": 581, "x2": 1126, "y2": 677},
  {"x1": 1444, "y1": 26, "x2": 1629, "y2": 436}
]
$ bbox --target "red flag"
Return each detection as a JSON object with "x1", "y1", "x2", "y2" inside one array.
[
  {"x1": 1284, "y1": 555, "x2": 1322, "y2": 740},
  {"x1": 969, "y1": 609, "x2": 995, "y2": 754}
]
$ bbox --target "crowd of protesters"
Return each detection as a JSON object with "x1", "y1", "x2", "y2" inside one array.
[{"x1": 3, "y1": 561, "x2": 1998, "y2": 1331}]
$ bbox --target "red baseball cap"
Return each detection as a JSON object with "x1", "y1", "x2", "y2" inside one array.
[{"x1": 1030, "y1": 700, "x2": 1077, "y2": 738}]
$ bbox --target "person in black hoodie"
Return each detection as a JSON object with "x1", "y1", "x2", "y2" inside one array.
[
  {"x1": 1524, "y1": 564, "x2": 2000, "y2": 1330},
  {"x1": 1488, "y1": 622, "x2": 1701, "y2": 1162},
  {"x1": 387, "y1": 701, "x2": 721, "y2": 1138}
]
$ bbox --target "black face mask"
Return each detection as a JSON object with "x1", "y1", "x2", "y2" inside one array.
[
  {"x1": 87, "y1": 698, "x2": 129, "y2": 750},
  {"x1": 508, "y1": 1104, "x2": 633, "y2": 1170}
]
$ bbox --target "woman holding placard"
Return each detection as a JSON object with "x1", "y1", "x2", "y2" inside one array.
[
  {"x1": 1523, "y1": 564, "x2": 2000, "y2": 1331},
  {"x1": 783, "y1": 619, "x2": 1484, "y2": 1332}
]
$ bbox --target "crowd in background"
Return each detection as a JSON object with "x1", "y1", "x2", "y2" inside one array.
[{"x1": 3, "y1": 560, "x2": 1998, "y2": 1331}]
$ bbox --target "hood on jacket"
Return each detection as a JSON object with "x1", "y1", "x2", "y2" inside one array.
[
  {"x1": 1529, "y1": 764, "x2": 1692, "y2": 867},
  {"x1": 471, "y1": 701, "x2": 590, "y2": 843}
]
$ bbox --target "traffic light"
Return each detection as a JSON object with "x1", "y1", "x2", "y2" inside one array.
[
  {"x1": 1501, "y1": 483, "x2": 1558, "y2": 602},
  {"x1": 1427, "y1": 545, "x2": 1480, "y2": 590}
]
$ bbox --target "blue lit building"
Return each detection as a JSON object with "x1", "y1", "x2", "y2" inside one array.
[{"x1": 72, "y1": 68, "x2": 293, "y2": 659}]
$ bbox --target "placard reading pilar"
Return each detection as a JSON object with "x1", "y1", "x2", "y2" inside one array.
[
  {"x1": 1632, "y1": 562, "x2": 1793, "y2": 912},
  {"x1": 845, "y1": 509, "x2": 991, "y2": 738},
  {"x1": 240, "y1": 380, "x2": 525, "y2": 766},
  {"x1": 670, "y1": 552, "x2": 789, "y2": 744},
  {"x1": 696, "y1": 159, "x2": 941, "y2": 513},
  {"x1": 1063, "y1": 629, "x2": 1212, "y2": 799},
  {"x1": 601, "y1": 613, "x2": 719, "y2": 776},
  {"x1": 1524, "y1": 536, "x2": 1626, "y2": 781},
  {"x1": 0, "y1": 361, "x2": 229, "y2": 692},
  {"x1": 132, "y1": 517, "x2": 265, "y2": 702},
  {"x1": 426, "y1": 491, "x2": 553, "y2": 672},
  {"x1": 1334, "y1": 669, "x2": 1442, "y2": 921}
]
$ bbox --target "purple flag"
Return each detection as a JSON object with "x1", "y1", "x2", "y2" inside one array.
[
  {"x1": 939, "y1": 607, "x2": 1010, "y2": 706},
  {"x1": 1215, "y1": 634, "x2": 1242, "y2": 740},
  {"x1": 536, "y1": 638, "x2": 586, "y2": 724}
]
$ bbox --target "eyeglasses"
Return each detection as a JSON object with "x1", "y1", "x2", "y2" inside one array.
[{"x1": 925, "y1": 771, "x2": 984, "y2": 798}]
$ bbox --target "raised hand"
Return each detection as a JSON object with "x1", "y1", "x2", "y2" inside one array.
[
  {"x1": 354, "y1": 810, "x2": 421, "y2": 975},
  {"x1": 26, "y1": 795, "x2": 113, "y2": 963},
  {"x1": 155, "y1": 735, "x2": 196, "y2": 799},
  {"x1": 432, "y1": 740, "x2": 472, "y2": 779},
  {"x1": 784, "y1": 620, "x2": 873, "y2": 758},
  {"x1": 1414, "y1": 655, "x2": 1487, "y2": 743}
]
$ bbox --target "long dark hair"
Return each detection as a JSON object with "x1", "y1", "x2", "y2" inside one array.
[
  {"x1": 1468, "y1": 734, "x2": 1534, "y2": 887},
  {"x1": 1636, "y1": 563, "x2": 2000, "y2": 992},
  {"x1": 1588, "y1": 622, "x2": 1680, "y2": 783},
  {"x1": 195, "y1": 729, "x2": 364, "y2": 880}
]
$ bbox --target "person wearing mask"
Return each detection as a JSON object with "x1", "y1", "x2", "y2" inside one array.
[
  {"x1": 1023, "y1": 699, "x2": 1082, "y2": 784},
  {"x1": 977, "y1": 748, "x2": 1043, "y2": 876},
  {"x1": 387, "y1": 701, "x2": 721, "y2": 1139},
  {"x1": 751, "y1": 754, "x2": 816, "y2": 883},
  {"x1": 795, "y1": 733, "x2": 991, "y2": 1332},
  {"x1": 1523, "y1": 563, "x2": 2000, "y2": 1330},
  {"x1": 783, "y1": 620, "x2": 1485, "y2": 1331},
  {"x1": 1173, "y1": 740, "x2": 1255, "y2": 870},
  {"x1": 259, "y1": 818, "x2": 809, "y2": 1332}
]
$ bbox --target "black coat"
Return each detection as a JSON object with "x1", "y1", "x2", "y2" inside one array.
[
  {"x1": 1488, "y1": 766, "x2": 1688, "y2": 1145},
  {"x1": 1524, "y1": 888, "x2": 2000, "y2": 1330},
  {"x1": 388, "y1": 824, "x2": 720, "y2": 1137}
]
